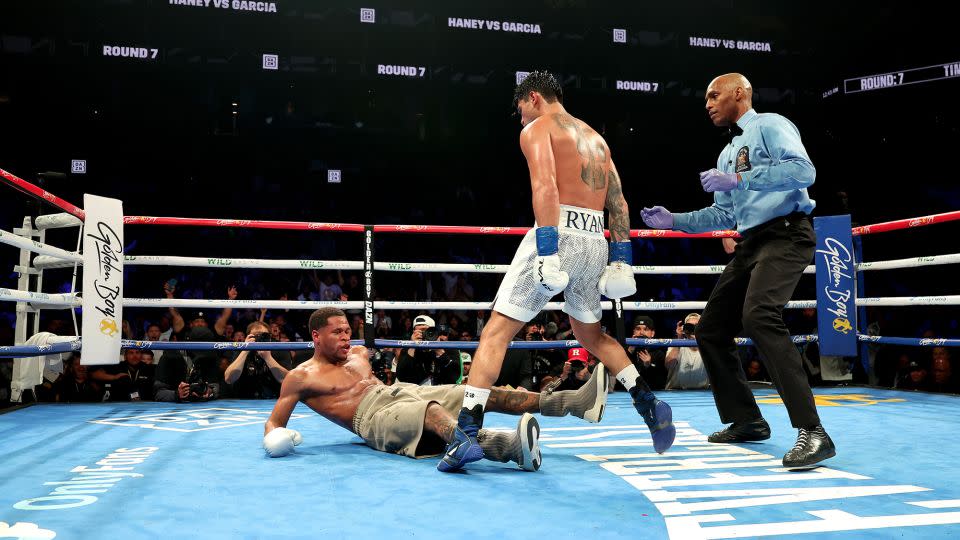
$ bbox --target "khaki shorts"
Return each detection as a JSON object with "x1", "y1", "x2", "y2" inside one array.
[{"x1": 352, "y1": 383, "x2": 465, "y2": 458}]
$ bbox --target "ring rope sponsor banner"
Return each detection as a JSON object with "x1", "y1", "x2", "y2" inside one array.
[
  {"x1": 80, "y1": 194, "x2": 124, "y2": 366},
  {"x1": 815, "y1": 215, "x2": 858, "y2": 357}
]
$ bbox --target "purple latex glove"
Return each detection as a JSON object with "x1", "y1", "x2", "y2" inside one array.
[
  {"x1": 699, "y1": 169, "x2": 740, "y2": 192},
  {"x1": 641, "y1": 206, "x2": 674, "y2": 230}
]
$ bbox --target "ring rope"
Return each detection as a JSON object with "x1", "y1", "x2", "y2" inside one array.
[
  {"x1": 6, "y1": 333, "x2": 960, "y2": 359},
  {"x1": 3, "y1": 166, "x2": 959, "y2": 238},
  {"x1": 3, "y1": 294, "x2": 958, "y2": 311},
  {"x1": 29, "y1": 253, "x2": 960, "y2": 275},
  {"x1": 0, "y1": 229, "x2": 82, "y2": 263}
]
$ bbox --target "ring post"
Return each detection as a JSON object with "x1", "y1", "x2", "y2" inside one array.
[
  {"x1": 814, "y1": 215, "x2": 858, "y2": 357},
  {"x1": 363, "y1": 225, "x2": 375, "y2": 348}
]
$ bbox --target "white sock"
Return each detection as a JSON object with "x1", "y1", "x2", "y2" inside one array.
[
  {"x1": 462, "y1": 385, "x2": 491, "y2": 411},
  {"x1": 616, "y1": 365, "x2": 640, "y2": 391}
]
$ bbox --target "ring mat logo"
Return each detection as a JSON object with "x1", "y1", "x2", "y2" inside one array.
[{"x1": 89, "y1": 408, "x2": 310, "y2": 432}]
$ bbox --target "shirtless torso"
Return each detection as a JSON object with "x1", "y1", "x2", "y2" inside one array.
[
  {"x1": 519, "y1": 109, "x2": 629, "y2": 242},
  {"x1": 284, "y1": 350, "x2": 381, "y2": 430},
  {"x1": 264, "y1": 311, "x2": 381, "y2": 435}
]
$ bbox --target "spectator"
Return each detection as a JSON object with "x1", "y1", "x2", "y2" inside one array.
[
  {"x1": 153, "y1": 327, "x2": 221, "y2": 402},
  {"x1": 395, "y1": 315, "x2": 461, "y2": 385},
  {"x1": 625, "y1": 315, "x2": 667, "y2": 390},
  {"x1": 374, "y1": 309, "x2": 393, "y2": 335},
  {"x1": 145, "y1": 322, "x2": 166, "y2": 362},
  {"x1": 665, "y1": 313, "x2": 709, "y2": 390},
  {"x1": 493, "y1": 323, "x2": 536, "y2": 391},
  {"x1": 930, "y1": 348, "x2": 957, "y2": 394},
  {"x1": 224, "y1": 322, "x2": 291, "y2": 399},
  {"x1": 141, "y1": 350, "x2": 155, "y2": 365},
  {"x1": 552, "y1": 347, "x2": 595, "y2": 392},
  {"x1": 54, "y1": 355, "x2": 102, "y2": 403},
  {"x1": 460, "y1": 352, "x2": 472, "y2": 384},
  {"x1": 896, "y1": 360, "x2": 929, "y2": 391},
  {"x1": 745, "y1": 359, "x2": 769, "y2": 382},
  {"x1": 318, "y1": 273, "x2": 343, "y2": 301},
  {"x1": 339, "y1": 271, "x2": 363, "y2": 302},
  {"x1": 91, "y1": 349, "x2": 155, "y2": 401}
]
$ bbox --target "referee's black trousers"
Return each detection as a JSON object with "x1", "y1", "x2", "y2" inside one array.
[{"x1": 695, "y1": 212, "x2": 821, "y2": 429}]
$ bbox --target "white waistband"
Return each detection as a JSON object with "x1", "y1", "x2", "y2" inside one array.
[{"x1": 557, "y1": 205, "x2": 605, "y2": 237}]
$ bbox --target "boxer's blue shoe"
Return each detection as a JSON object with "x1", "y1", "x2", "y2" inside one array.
[
  {"x1": 630, "y1": 387, "x2": 676, "y2": 454},
  {"x1": 438, "y1": 406, "x2": 484, "y2": 472}
]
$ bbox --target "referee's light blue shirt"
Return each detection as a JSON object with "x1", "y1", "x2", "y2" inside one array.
[{"x1": 672, "y1": 108, "x2": 816, "y2": 234}]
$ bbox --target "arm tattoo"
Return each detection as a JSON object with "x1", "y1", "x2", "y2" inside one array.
[
  {"x1": 605, "y1": 169, "x2": 630, "y2": 242},
  {"x1": 487, "y1": 388, "x2": 541, "y2": 414}
]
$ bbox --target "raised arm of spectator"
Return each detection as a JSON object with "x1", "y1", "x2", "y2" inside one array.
[
  {"x1": 215, "y1": 286, "x2": 237, "y2": 337},
  {"x1": 165, "y1": 281, "x2": 185, "y2": 334},
  {"x1": 224, "y1": 344, "x2": 252, "y2": 385}
]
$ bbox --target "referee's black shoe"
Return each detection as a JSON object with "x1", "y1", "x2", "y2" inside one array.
[
  {"x1": 782, "y1": 425, "x2": 836, "y2": 469},
  {"x1": 707, "y1": 418, "x2": 771, "y2": 443}
]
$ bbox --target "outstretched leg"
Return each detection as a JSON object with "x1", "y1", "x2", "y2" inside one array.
[
  {"x1": 485, "y1": 364, "x2": 608, "y2": 423},
  {"x1": 569, "y1": 317, "x2": 675, "y2": 454}
]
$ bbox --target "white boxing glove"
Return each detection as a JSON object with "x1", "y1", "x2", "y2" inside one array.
[
  {"x1": 599, "y1": 261, "x2": 637, "y2": 299},
  {"x1": 263, "y1": 427, "x2": 299, "y2": 458},
  {"x1": 280, "y1": 427, "x2": 303, "y2": 446},
  {"x1": 598, "y1": 241, "x2": 636, "y2": 299},
  {"x1": 534, "y1": 226, "x2": 569, "y2": 296}
]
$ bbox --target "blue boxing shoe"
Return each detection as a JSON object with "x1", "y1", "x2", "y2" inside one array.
[
  {"x1": 630, "y1": 385, "x2": 676, "y2": 454},
  {"x1": 438, "y1": 405, "x2": 485, "y2": 473}
]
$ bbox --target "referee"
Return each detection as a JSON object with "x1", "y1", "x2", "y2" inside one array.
[{"x1": 641, "y1": 73, "x2": 834, "y2": 469}]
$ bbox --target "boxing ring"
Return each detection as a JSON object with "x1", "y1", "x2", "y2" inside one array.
[{"x1": 2, "y1": 167, "x2": 960, "y2": 539}]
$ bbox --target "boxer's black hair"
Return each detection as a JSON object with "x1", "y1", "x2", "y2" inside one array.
[
  {"x1": 513, "y1": 70, "x2": 563, "y2": 108},
  {"x1": 309, "y1": 307, "x2": 346, "y2": 332}
]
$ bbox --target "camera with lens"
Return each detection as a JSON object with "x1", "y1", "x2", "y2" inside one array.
[
  {"x1": 370, "y1": 350, "x2": 394, "y2": 383},
  {"x1": 421, "y1": 327, "x2": 439, "y2": 341},
  {"x1": 187, "y1": 365, "x2": 217, "y2": 401},
  {"x1": 252, "y1": 332, "x2": 274, "y2": 343},
  {"x1": 681, "y1": 322, "x2": 698, "y2": 337},
  {"x1": 569, "y1": 359, "x2": 586, "y2": 372}
]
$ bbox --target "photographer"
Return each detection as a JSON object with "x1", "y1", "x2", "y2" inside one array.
[
  {"x1": 665, "y1": 313, "x2": 709, "y2": 390},
  {"x1": 551, "y1": 347, "x2": 596, "y2": 391},
  {"x1": 625, "y1": 316, "x2": 667, "y2": 390},
  {"x1": 395, "y1": 315, "x2": 462, "y2": 385},
  {"x1": 153, "y1": 327, "x2": 221, "y2": 402},
  {"x1": 224, "y1": 321, "x2": 292, "y2": 399},
  {"x1": 493, "y1": 323, "x2": 538, "y2": 390}
]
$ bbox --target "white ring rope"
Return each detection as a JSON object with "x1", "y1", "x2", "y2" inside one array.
[
  {"x1": 0, "y1": 288, "x2": 80, "y2": 307},
  {"x1": 29, "y1": 253, "x2": 960, "y2": 275},
  {"x1": 121, "y1": 298, "x2": 365, "y2": 310},
  {"x1": 856, "y1": 253, "x2": 960, "y2": 271},
  {"x1": 3, "y1": 293, "x2": 957, "y2": 311},
  {"x1": 0, "y1": 229, "x2": 82, "y2": 263}
]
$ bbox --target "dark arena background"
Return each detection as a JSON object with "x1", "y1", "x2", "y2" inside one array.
[{"x1": 1, "y1": 2, "x2": 959, "y2": 539}]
